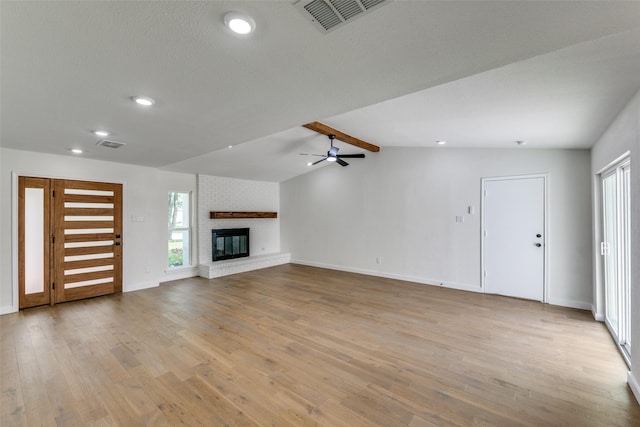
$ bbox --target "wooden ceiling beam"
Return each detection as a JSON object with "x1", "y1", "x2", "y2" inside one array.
[{"x1": 303, "y1": 121, "x2": 380, "y2": 152}]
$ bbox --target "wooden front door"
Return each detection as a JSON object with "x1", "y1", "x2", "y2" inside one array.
[{"x1": 18, "y1": 177, "x2": 122, "y2": 309}]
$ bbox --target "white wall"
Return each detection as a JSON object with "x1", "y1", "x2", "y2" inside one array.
[
  {"x1": 281, "y1": 147, "x2": 592, "y2": 308},
  {"x1": 0, "y1": 147, "x2": 197, "y2": 314},
  {"x1": 197, "y1": 174, "x2": 280, "y2": 265},
  {"x1": 591, "y1": 89, "x2": 640, "y2": 404}
]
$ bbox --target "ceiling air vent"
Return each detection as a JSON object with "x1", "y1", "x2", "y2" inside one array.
[
  {"x1": 96, "y1": 139, "x2": 126, "y2": 149},
  {"x1": 295, "y1": 0, "x2": 391, "y2": 33}
]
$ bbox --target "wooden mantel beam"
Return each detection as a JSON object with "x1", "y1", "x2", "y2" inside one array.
[
  {"x1": 210, "y1": 211, "x2": 277, "y2": 219},
  {"x1": 303, "y1": 121, "x2": 380, "y2": 152}
]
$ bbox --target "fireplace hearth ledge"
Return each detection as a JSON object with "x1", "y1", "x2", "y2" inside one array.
[{"x1": 198, "y1": 252, "x2": 291, "y2": 279}]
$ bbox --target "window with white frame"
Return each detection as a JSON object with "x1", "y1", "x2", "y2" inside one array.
[{"x1": 168, "y1": 191, "x2": 191, "y2": 268}]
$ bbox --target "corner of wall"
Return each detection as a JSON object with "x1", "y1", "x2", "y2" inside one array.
[
  {"x1": 546, "y1": 298, "x2": 592, "y2": 311},
  {"x1": 0, "y1": 305, "x2": 18, "y2": 315},
  {"x1": 591, "y1": 305, "x2": 604, "y2": 321}
]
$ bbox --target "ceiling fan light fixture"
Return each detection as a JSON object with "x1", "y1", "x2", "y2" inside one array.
[{"x1": 326, "y1": 156, "x2": 337, "y2": 162}]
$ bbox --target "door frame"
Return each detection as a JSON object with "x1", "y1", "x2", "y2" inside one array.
[
  {"x1": 10, "y1": 171, "x2": 127, "y2": 313},
  {"x1": 593, "y1": 151, "x2": 630, "y2": 321},
  {"x1": 596, "y1": 153, "x2": 631, "y2": 365},
  {"x1": 480, "y1": 173, "x2": 549, "y2": 302}
]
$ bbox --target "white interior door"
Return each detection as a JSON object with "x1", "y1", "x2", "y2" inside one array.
[{"x1": 483, "y1": 176, "x2": 545, "y2": 301}]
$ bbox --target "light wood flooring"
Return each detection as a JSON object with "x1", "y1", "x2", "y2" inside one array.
[{"x1": 2, "y1": 264, "x2": 639, "y2": 426}]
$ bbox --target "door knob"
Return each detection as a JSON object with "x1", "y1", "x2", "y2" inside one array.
[
  {"x1": 535, "y1": 243, "x2": 542, "y2": 247},
  {"x1": 536, "y1": 234, "x2": 542, "y2": 238}
]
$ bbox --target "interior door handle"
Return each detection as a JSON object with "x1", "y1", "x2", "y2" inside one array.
[{"x1": 535, "y1": 243, "x2": 542, "y2": 247}]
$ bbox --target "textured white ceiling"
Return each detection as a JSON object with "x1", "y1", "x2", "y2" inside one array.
[{"x1": 2, "y1": 1, "x2": 639, "y2": 182}]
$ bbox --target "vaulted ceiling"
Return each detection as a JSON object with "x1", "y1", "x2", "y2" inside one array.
[{"x1": 2, "y1": 1, "x2": 639, "y2": 182}]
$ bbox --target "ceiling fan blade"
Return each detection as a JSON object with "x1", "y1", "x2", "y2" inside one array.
[
  {"x1": 299, "y1": 153, "x2": 326, "y2": 157},
  {"x1": 337, "y1": 154, "x2": 365, "y2": 158},
  {"x1": 312, "y1": 158, "x2": 327, "y2": 165},
  {"x1": 336, "y1": 158, "x2": 349, "y2": 167}
]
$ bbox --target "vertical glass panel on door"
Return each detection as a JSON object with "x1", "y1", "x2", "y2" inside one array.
[
  {"x1": 602, "y1": 173, "x2": 618, "y2": 333},
  {"x1": 240, "y1": 235, "x2": 247, "y2": 254},
  {"x1": 24, "y1": 188, "x2": 45, "y2": 295}
]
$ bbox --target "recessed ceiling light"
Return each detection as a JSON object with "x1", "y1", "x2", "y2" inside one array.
[
  {"x1": 436, "y1": 140, "x2": 447, "y2": 145},
  {"x1": 93, "y1": 130, "x2": 110, "y2": 137},
  {"x1": 132, "y1": 96, "x2": 155, "y2": 107},
  {"x1": 228, "y1": 145, "x2": 233, "y2": 149},
  {"x1": 515, "y1": 140, "x2": 527, "y2": 146},
  {"x1": 70, "y1": 148, "x2": 83, "y2": 154},
  {"x1": 224, "y1": 12, "x2": 255, "y2": 35}
]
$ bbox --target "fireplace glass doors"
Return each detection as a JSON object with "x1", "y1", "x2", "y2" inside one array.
[{"x1": 212, "y1": 228, "x2": 249, "y2": 261}]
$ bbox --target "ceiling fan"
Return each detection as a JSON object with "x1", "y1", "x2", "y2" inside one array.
[{"x1": 302, "y1": 134, "x2": 366, "y2": 167}]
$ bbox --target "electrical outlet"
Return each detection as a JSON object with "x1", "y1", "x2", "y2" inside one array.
[{"x1": 375, "y1": 257, "x2": 382, "y2": 264}]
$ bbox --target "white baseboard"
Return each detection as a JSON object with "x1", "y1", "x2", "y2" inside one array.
[
  {"x1": 628, "y1": 371, "x2": 640, "y2": 405},
  {"x1": 591, "y1": 305, "x2": 605, "y2": 321},
  {"x1": 0, "y1": 305, "x2": 18, "y2": 315},
  {"x1": 161, "y1": 266, "x2": 199, "y2": 282},
  {"x1": 123, "y1": 281, "x2": 159, "y2": 293},
  {"x1": 546, "y1": 297, "x2": 592, "y2": 311},
  {"x1": 290, "y1": 259, "x2": 482, "y2": 294},
  {"x1": 290, "y1": 260, "x2": 597, "y2": 312}
]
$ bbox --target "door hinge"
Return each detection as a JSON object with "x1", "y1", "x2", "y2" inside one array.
[
  {"x1": 52, "y1": 190, "x2": 55, "y2": 197},
  {"x1": 52, "y1": 283, "x2": 55, "y2": 289},
  {"x1": 600, "y1": 242, "x2": 610, "y2": 256},
  {"x1": 52, "y1": 236, "x2": 55, "y2": 244}
]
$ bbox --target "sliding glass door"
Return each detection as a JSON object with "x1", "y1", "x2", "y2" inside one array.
[{"x1": 601, "y1": 160, "x2": 631, "y2": 357}]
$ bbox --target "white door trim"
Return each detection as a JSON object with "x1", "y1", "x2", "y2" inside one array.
[{"x1": 480, "y1": 174, "x2": 548, "y2": 303}]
